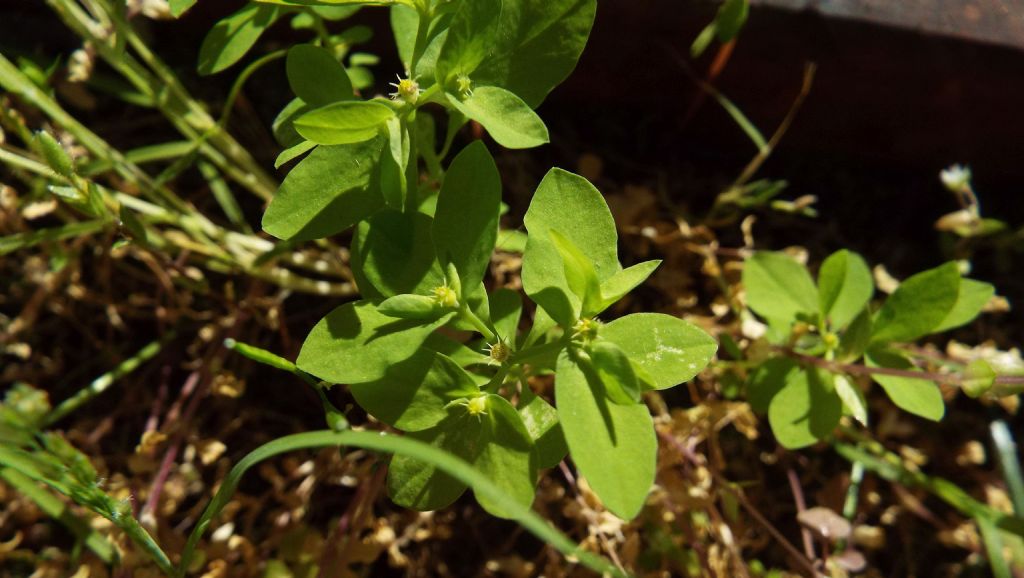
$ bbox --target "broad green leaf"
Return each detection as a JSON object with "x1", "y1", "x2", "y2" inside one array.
[
  {"x1": 351, "y1": 209, "x2": 444, "y2": 298},
  {"x1": 747, "y1": 357, "x2": 798, "y2": 412},
  {"x1": 169, "y1": 0, "x2": 197, "y2": 17},
  {"x1": 434, "y1": 0, "x2": 501, "y2": 86},
  {"x1": 598, "y1": 260, "x2": 661, "y2": 311},
  {"x1": 296, "y1": 300, "x2": 452, "y2": 384},
  {"x1": 286, "y1": 44, "x2": 354, "y2": 106},
  {"x1": 350, "y1": 350, "x2": 479, "y2": 431},
  {"x1": 518, "y1": 387, "x2": 567, "y2": 470},
  {"x1": 392, "y1": 4, "x2": 451, "y2": 82},
  {"x1": 601, "y1": 313, "x2": 717, "y2": 390},
  {"x1": 556, "y1": 351, "x2": 655, "y2": 520},
  {"x1": 743, "y1": 251, "x2": 819, "y2": 323},
  {"x1": 549, "y1": 229, "x2": 602, "y2": 316},
  {"x1": 818, "y1": 249, "x2": 873, "y2": 330},
  {"x1": 865, "y1": 349, "x2": 944, "y2": 421},
  {"x1": 294, "y1": 101, "x2": 394, "y2": 145},
  {"x1": 433, "y1": 142, "x2": 501, "y2": 291},
  {"x1": 933, "y1": 277, "x2": 994, "y2": 333},
  {"x1": 262, "y1": 138, "x2": 383, "y2": 241},
  {"x1": 378, "y1": 294, "x2": 444, "y2": 320},
  {"x1": 871, "y1": 262, "x2": 960, "y2": 344},
  {"x1": 522, "y1": 169, "x2": 619, "y2": 326},
  {"x1": 489, "y1": 288, "x2": 522, "y2": 343},
  {"x1": 446, "y1": 87, "x2": 549, "y2": 149},
  {"x1": 833, "y1": 374, "x2": 868, "y2": 427},
  {"x1": 767, "y1": 367, "x2": 842, "y2": 449},
  {"x1": 714, "y1": 0, "x2": 749, "y2": 41},
  {"x1": 387, "y1": 394, "x2": 535, "y2": 518},
  {"x1": 589, "y1": 340, "x2": 640, "y2": 404},
  {"x1": 470, "y1": 0, "x2": 597, "y2": 108},
  {"x1": 198, "y1": 5, "x2": 282, "y2": 75}
]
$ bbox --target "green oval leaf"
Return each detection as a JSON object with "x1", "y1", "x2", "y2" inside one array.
[
  {"x1": 818, "y1": 249, "x2": 873, "y2": 330},
  {"x1": 871, "y1": 262, "x2": 960, "y2": 344},
  {"x1": 743, "y1": 251, "x2": 819, "y2": 323},
  {"x1": 522, "y1": 169, "x2": 619, "y2": 326},
  {"x1": 294, "y1": 101, "x2": 395, "y2": 145},
  {"x1": 378, "y1": 294, "x2": 444, "y2": 320},
  {"x1": 601, "y1": 313, "x2": 717, "y2": 390},
  {"x1": 933, "y1": 277, "x2": 995, "y2": 333},
  {"x1": 262, "y1": 137, "x2": 384, "y2": 241},
  {"x1": 350, "y1": 350, "x2": 479, "y2": 432},
  {"x1": 446, "y1": 87, "x2": 549, "y2": 149},
  {"x1": 767, "y1": 367, "x2": 842, "y2": 449},
  {"x1": 296, "y1": 300, "x2": 452, "y2": 384},
  {"x1": 555, "y1": 350, "x2": 655, "y2": 520},
  {"x1": 286, "y1": 44, "x2": 354, "y2": 106},
  {"x1": 198, "y1": 5, "x2": 282, "y2": 75},
  {"x1": 432, "y1": 141, "x2": 501, "y2": 291},
  {"x1": 865, "y1": 348, "x2": 944, "y2": 421},
  {"x1": 351, "y1": 209, "x2": 444, "y2": 299}
]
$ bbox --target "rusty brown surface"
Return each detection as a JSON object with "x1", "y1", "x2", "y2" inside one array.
[{"x1": 750, "y1": 0, "x2": 1024, "y2": 50}]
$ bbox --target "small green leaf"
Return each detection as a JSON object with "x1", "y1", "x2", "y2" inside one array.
[
  {"x1": 599, "y1": 260, "x2": 661, "y2": 311},
  {"x1": 378, "y1": 294, "x2": 444, "y2": 320},
  {"x1": 713, "y1": 0, "x2": 749, "y2": 41},
  {"x1": 273, "y1": 140, "x2": 316, "y2": 168},
  {"x1": 865, "y1": 349, "x2": 944, "y2": 421},
  {"x1": 446, "y1": 87, "x2": 549, "y2": 149},
  {"x1": 818, "y1": 249, "x2": 873, "y2": 330},
  {"x1": 198, "y1": 5, "x2": 282, "y2": 75},
  {"x1": 272, "y1": 97, "x2": 311, "y2": 147},
  {"x1": 350, "y1": 350, "x2": 479, "y2": 432},
  {"x1": 296, "y1": 300, "x2": 453, "y2": 384},
  {"x1": 601, "y1": 313, "x2": 717, "y2": 390},
  {"x1": 378, "y1": 116, "x2": 409, "y2": 208},
  {"x1": 589, "y1": 340, "x2": 641, "y2": 404},
  {"x1": 262, "y1": 137, "x2": 383, "y2": 241},
  {"x1": 489, "y1": 288, "x2": 522, "y2": 343},
  {"x1": 833, "y1": 374, "x2": 868, "y2": 427},
  {"x1": 933, "y1": 277, "x2": 995, "y2": 333},
  {"x1": 556, "y1": 351, "x2": 655, "y2": 520},
  {"x1": 351, "y1": 210, "x2": 444, "y2": 299},
  {"x1": 743, "y1": 251, "x2": 819, "y2": 323},
  {"x1": 871, "y1": 262, "x2": 960, "y2": 344},
  {"x1": 390, "y1": 5, "x2": 418, "y2": 71},
  {"x1": 294, "y1": 101, "x2": 394, "y2": 145},
  {"x1": 518, "y1": 388, "x2": 567, "y2": 470},
  {"x1": 35, "y1": 131, "x2": 74, "y2": 177},
  {"x1": 522, "y1": 169, "x2": 620, "y2": 326},
  {"x1": 549, "y1": 229, "x2": 602, "y2": 317},
  {"x1": 387, "y1": 394, "x2": 535, "y2": 519},
  {"x1": 433, "y1": 141, "x2": 501, "y2": 291},
  {"x1": 286, "y1": 44, "x2": 354, "y2": 107},
  {"x1": 768, "y1": 367, "x2": 842, "y2": 449}
]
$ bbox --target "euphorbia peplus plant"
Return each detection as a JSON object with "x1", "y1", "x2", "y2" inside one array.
[
  {"x1": 740, "y1": 249, "x2": 1018, "y2": 449},
  {"x1": 195, "y1": 0, "x2": 717, "y2": 520}
]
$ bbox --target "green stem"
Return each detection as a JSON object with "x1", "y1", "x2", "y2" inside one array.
[{"x1": 459, "y1": 306, "x2": 496, "y2": 342}]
